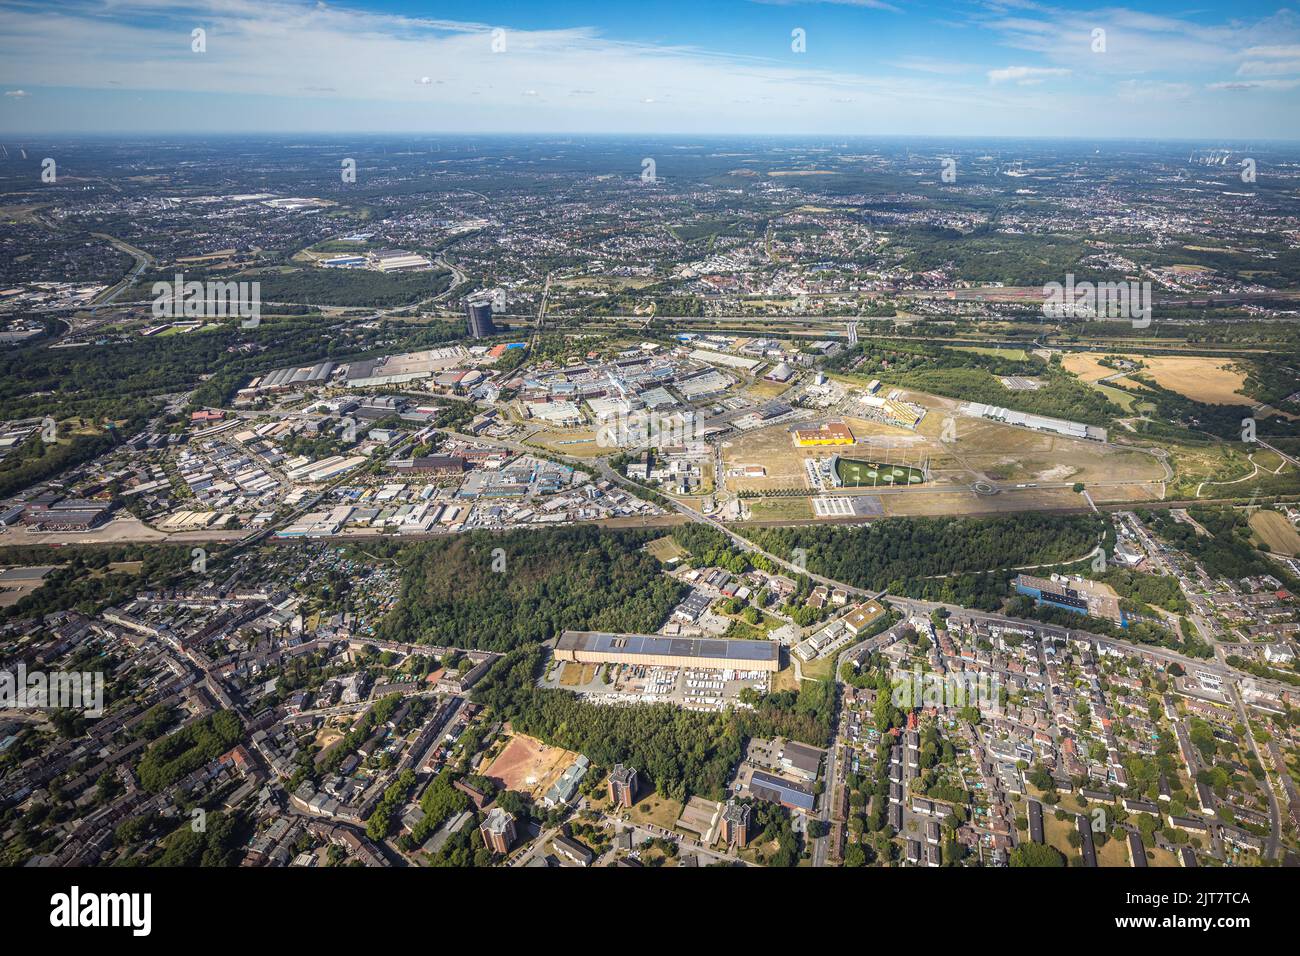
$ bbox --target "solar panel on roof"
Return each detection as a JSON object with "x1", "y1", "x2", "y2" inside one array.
[{"x1": 559, "y1": 630, "x2": 778, "y2": 662}]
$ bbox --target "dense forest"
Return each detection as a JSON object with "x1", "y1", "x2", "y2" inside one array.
[
  {"x1": 1093, "y1": 566, "x2": 1189, "y2": 614},
  {"x1": 238, "y1": 267, "x2": 451, "y2": 308},
  {"x1": 377, "y1": 527, "x2": 685, "y2": 651},
  {"x1": 748, "y1": 514, "x2": 1108, "y2": 594},
  {"x1": 135, "y1": 710, "x2": 243, "y2": 793}
]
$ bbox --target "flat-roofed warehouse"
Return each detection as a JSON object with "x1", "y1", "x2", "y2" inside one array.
[{"x1": 554, "y1": 630, "x2": 780, "y2": 673}]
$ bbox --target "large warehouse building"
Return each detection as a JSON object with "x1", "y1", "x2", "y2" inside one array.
[
  {"x1": 554, "y1": 630, "x2": 780, "y2": 672},
  {"x1": 792, "y1": 420, "x2": 854, "y2": 447},
  {"x1": 960, "y1": 402, "x2": 1107, "y2": 442}
]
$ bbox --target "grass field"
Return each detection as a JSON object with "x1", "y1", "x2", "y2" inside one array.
[
  {"x1": 799, "y1": 655, "x2": 838, "y2": 681},
  {"x1": 558, "y1": 662, "x2": 599, "y2": 686},
  {"x1": 745, "y1": 497, "x2": 814, "y2": 521},
  {"x1": 1251, "y1": 450, "x2": 1287, "y2": 471},
  {"x1": 645, "y1": 535, "x2": 688, "y2": 563},
  {"x1": 1090, "y1": 382, "x2": 1145, "y2": 412},
  {"x1": 627, "y1": 786, "x2": 686, "y2": 830},
  {"x1": 771, "y1": 665, "x2": 800, "y2": 693},
  {"x1": 950, "y1": 346, "x2": 1031, "y2": 361},
  {"x1": 1250, "y1": 510, "x2": 1300, "y2": 555}
]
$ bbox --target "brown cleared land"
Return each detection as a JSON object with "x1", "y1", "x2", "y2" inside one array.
[
  {"x1": 723, "y1": 385, "x2": 1167, "y2": 499},
  {"x1": 482, "y1": 733, "x2": 580, "y2": 798}
]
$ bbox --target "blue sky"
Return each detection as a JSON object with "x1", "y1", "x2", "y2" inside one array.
[{"x1": 1, "y1": 0, "x2": 1298, "y2": 137}]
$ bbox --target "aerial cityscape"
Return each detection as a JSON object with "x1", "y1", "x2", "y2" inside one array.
[{"x1": 0, "y1": 0, "x2": 1297, "y2": 925}]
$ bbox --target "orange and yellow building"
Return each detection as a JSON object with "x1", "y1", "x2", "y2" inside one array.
[{"x1": 792, "y1": 420, "x2": 855, "y2": 447}]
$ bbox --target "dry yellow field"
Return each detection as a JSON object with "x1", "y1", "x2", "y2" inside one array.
[
  {"x1": 720, "y1": 428, "x2": 812, "y2": 492},
  {"x1": 879, "y1": 487, "x2": 1085, "y2": 517},
  {"x1": 1139, "y1": 357, "x2": 1251, "y2": 405},
  {"x1": 558, "y1": 662, "x2": 599, "y2": 686},
  {"x1": 1249, "y1": 510, "x2": 1300, "y2": 555},
  {"x1": 525, "y1": 426, "x2": 608, "y2": 458},
  {"x1": 1061, "y1": 353, "x2": 1148, "y2": 390},
  {"x1": 1063, "y1": 352, "x2": 1251, "y2": 405},
  {"x1": 746, "y1": 378, "x2": 796, "y2": 399}
]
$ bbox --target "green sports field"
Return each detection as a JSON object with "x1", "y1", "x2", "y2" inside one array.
[{"x1": 835, "y1": 458, "x2": 925, "y2": 487}]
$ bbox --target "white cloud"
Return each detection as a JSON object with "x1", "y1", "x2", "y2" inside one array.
[
  {"x1": 0, "y1": 0, "x2": 1010, "y2": 132},
  {"x1": 987, "y1": 65, "x2": 1070, "y2": 85},
  {"x1": 1208, "y1": 78, "x2": 1300, "y2": 92},
  {"x1": 0, "y1": 0, "x2": 1296, "y2": 136},
  {"x1": 977, "y1": 4, "x2": 1300, "y2": 78},
  {"x1": 1236, "y1": 59, "x2": 1300, "y2": 77},
  {"x1": 890, "y1": 56, "x2": 973, "y2": 75},
  {"x1": 1115, "y1": 80, "x2": 1191, "y2": 102},
  {"x1": 1242, "y1": 44, "x2": 1300, "y2": 58}
]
